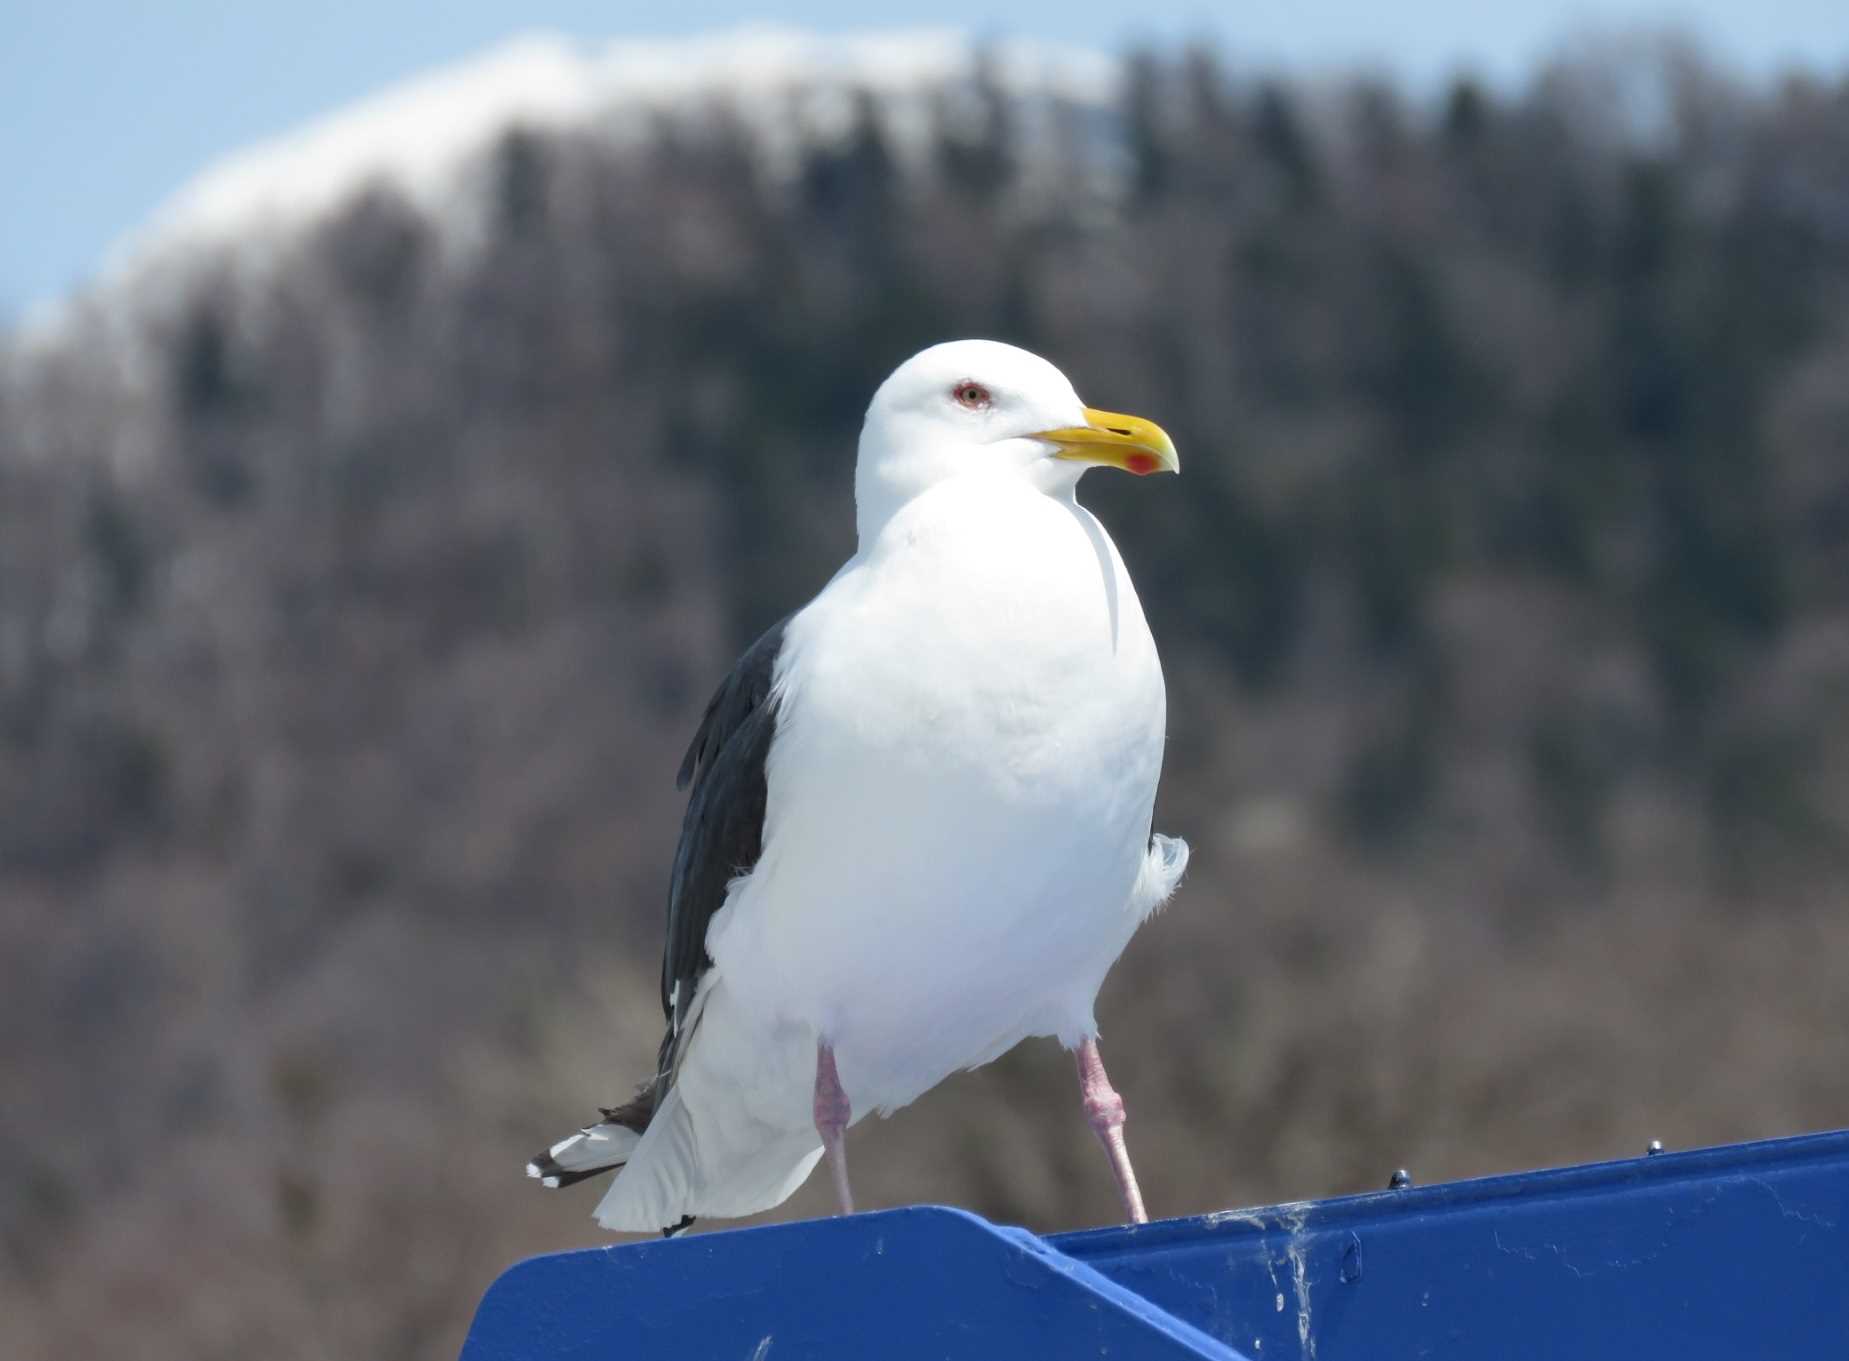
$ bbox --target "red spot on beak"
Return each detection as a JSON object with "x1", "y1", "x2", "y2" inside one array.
[{"x1": 1126, "y1": 452, "x2": 1159, "y2": 476}]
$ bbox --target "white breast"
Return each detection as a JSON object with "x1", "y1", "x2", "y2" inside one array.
[{"x1": 706, "y1": 475, "x2": 1169, "y2": 1115}]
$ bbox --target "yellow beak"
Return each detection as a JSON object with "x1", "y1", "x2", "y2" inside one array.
[{"x1": 1032, "y1": 407, "x2": 1180, "y2": 477}]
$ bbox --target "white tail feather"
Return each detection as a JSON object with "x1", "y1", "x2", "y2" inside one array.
[
  {"x1": 1132, "y1": 833, "x2": 1189, "y2": 919},
  {"x1": 589, "y1": 975, "x2": 824, "y2": 1231},
  {"x1": 589, "y1": 1081, "x2": 822, "y2": 1231}
]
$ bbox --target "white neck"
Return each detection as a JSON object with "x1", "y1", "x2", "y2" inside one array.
[{"x1": 854, "y1": 430, "x2": 1086, "y2": 549}]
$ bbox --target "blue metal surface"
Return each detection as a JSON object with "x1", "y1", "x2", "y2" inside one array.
[
  {"x1": 462, "y1": 1129, "x2": 1848, "y2": 1360},
  {"x1": 461, "y1": 1204, "x2": 1243, "y2": 1360},
  {"x1": 1056, "y1": 1128, "x2": 1849, "y2": 1359}
]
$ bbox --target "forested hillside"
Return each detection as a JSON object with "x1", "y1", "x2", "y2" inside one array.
[{"x1": 4, "y1": 38, "x2": 1847, "y2": 1360}]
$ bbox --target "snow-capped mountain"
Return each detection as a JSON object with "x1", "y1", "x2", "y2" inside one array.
[{"x1": 78, "y1": 30, "x2": 1118, "y2": 316}]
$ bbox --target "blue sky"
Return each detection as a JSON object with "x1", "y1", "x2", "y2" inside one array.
[{"x1": 5, "y1": 0, "x2": 1847, "y2": 321}]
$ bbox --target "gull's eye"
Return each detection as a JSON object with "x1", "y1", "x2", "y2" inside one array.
[{"x1": 952, "y1": 381, "x2": 992, "y2": 410}]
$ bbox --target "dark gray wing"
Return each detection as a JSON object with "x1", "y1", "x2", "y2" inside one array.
[{"x1": 659, "y1": 614, "x2": 792, "y2": 1053}]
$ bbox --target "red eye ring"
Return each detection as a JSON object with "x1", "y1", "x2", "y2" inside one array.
[{"x1": 952, "y1": 381, "x2": 992, "y2": 410}]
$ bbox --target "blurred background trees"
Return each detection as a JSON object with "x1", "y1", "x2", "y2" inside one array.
[{"x1": 3, "y1": 38, "x2": 1847, "y2": 1361}]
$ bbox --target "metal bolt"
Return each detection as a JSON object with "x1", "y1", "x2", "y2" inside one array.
[
  {"x1": 1388, "y1": 1168, "x2": 1413, "y2": 1190},
  {"x1": 1645, "y1": 1139, "x2": 1664, "y2": 1156}
]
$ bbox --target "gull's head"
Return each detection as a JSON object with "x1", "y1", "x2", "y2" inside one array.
[{"x1": 854, "y1": 339, "x2": 1178, "y2": 544}]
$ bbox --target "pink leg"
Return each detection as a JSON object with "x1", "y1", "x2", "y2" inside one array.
[
  {"x1": 1075, "y1": 1036, "x2": 1147, "y2": 1224},
  {"x1": 814, "y1": 1041, "x2": 854, "y2": 1215}
]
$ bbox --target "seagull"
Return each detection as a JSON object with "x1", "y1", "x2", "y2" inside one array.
[{"x1": 529, "y1": 339, "x2": 1189, "y2": 1233}]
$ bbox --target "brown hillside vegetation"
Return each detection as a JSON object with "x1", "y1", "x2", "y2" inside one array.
[{"x1": 3, "y1": 42, "x2": 1847, "y2": 1360}]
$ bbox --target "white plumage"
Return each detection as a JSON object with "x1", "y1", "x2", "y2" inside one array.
[{"x1": 536, "y1": 340, "x2": 1188, "y2": 1232}]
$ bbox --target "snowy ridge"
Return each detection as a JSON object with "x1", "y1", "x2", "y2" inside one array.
[{"x1": 105, "y1": 28, "x2": 1120, "y2": 289}]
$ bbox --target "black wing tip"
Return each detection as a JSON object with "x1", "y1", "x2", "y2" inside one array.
[{"x1": 526, "y1": 1151, "x2": 624, "y2": 1190}]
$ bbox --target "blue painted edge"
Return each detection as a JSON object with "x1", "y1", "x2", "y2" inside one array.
[
  {"x1": 1050, "y1": 1125, "x2": 1849, "y2": 1258},
  {"x1": 461, "y1": 1203, "x2": 1251, "y2": 1361},
  {"x1": 461, "y1": 1127, "x2": 1848, "y2": 1360},
  {"x1": 982, "y1": 1215, "x2": 1251, "y2": 1360},
  {"x1": 1049, "y1": 1126, "x2": 1849, "y2": 1359}
]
